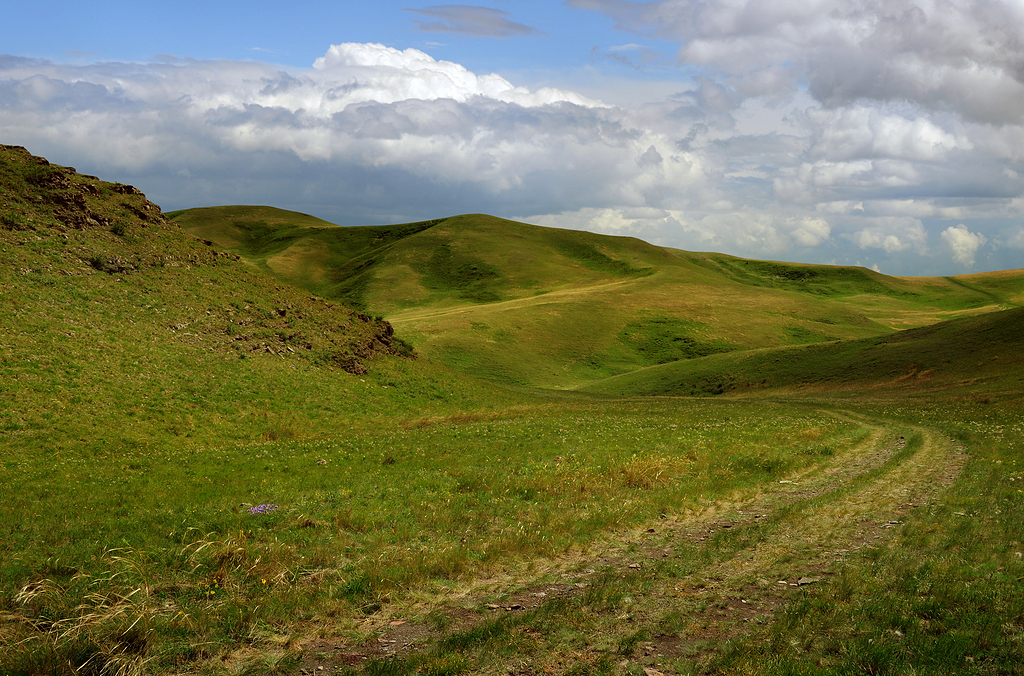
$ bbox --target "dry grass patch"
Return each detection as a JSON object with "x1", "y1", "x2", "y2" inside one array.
[{"x1": 266, "y1": 239, "x2": 331, "y2": 284}]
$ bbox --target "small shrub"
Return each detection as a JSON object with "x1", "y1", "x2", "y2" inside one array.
[
  {"x1": 393, "y1": 336, "x2": 415, "y2": 357},
  {"x1": 1, "y1": 211, "x2": 29, "y2": 230}
]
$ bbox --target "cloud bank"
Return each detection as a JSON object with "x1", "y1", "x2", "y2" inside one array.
[{"x1": 2, "y1": 3, "x2": 1024, "y2": 275}]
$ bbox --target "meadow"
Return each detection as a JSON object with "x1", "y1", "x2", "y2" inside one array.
[
  {"x1": 7, "y1": 374, "x2": 1022, "y2": 675},
  {"x1": 2, "y1": 146, "x2": 1023, "y2": 675},
  {"x1": 3, "y1": 393, "x2": 873, "y2": 674}
]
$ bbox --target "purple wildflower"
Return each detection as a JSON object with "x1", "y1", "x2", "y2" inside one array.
[{"x1": 248, "y1": 504, "x2": 280, "y2": 515}]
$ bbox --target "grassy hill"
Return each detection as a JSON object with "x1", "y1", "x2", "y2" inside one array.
[
  {"x1": 171, "y1": 206, "x2": 1023, "y2": 388},
  {"x1": 581, "y1": 305, "x2": 1024, "y2": 399}
]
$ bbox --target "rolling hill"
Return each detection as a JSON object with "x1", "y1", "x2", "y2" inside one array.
[
  {"x1": 171, "y1": 206, "x2": 1024, "y2": 388},
  {"x1": 581, "y1": 304, "x2": 1024, "y2": 399}
]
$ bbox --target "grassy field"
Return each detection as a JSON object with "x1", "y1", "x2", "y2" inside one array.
[
  {"x1": 3, "y1": 395, "x2": 873, "y2": 674},
  {"x1": 3, "y1": 149, "x2": 1024, "y2": 675}
]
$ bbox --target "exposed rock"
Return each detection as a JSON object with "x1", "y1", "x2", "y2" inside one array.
[
  {"x1": 89, "y1": 255, "x2": 137, "y2": 274},
  {"x1": 334, "y1": 355, "x2": 369, "y2": 375}
]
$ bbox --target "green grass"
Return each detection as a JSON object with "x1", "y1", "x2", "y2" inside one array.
[
  {"x1": 414, "y1": 241, "x2": 504, "y2": 303},
  {"x1": 709, "y1": 400, "x2": 1024, "y2": 675},
  {"x1": 618, "y1": 317, "x2": 738, "y2": 365},
  {"x1": 582, "y1": 305, "x2": 1024, "y2": 399},
  {"x1": 2, "y1": 385, "x2": 865, "y2": 674},
  {"x1": 687, "y1": 256, "x2": 933, "y2": 302},
  {"x1": 282, "y1": 401, "x2": 1024, "y2": 676}
]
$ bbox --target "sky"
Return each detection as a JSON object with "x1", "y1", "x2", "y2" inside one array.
[{"x1": 3, "y1": 1, "x2": 1024, "y2": 275}]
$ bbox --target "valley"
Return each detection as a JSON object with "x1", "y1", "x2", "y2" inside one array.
[{"x1": 1, "y1": 146, "x2": 1022, "y2": 675}]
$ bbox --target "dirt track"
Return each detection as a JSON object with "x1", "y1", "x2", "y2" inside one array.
[{"x1": 292, "y1": 411, "x2": 967, "y2": 672}]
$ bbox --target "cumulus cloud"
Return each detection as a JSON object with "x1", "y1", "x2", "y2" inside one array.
[
  {"x1": 846, "y1": 217, "x2": 928, "y2": 253},
  {"x1": 1, "y1": 34, "x2": 1022, "y2": 274},
  {"x1": 559, "y1": 0, "x2": 1024, "y2": 272},
  {"x1": 941, "y1": 224, "x2": 987, "y2": 266},
  {"x1": 0, "y1": 47, "x2": 672, "y2": 217},
  {"x1": 311, "y1": 43, "x2": 597, "y2": 106},
  {"x1": 405, "y1": 5, "x2": 543, "y2": 37},
  {"x1": 1010, "y1": 228, "x2": 1024, "y2": 249},
  {"x1": 570, "y1": 0, "x2": 1024, "y2": 124},
  {"x1": 807, "y1": 107, "x2": 965, "y2": 162},
  {"x1": 790, "y1": 217, "x2": 831, "y2": 247}
]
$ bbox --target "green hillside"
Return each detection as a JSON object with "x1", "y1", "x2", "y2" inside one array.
[
  {"x1": 172, "y1": 206, "x2": 1023, "y2": 388},
  {"x1": 0, "y1": 144, "x2": 474, "y2": 550},
  {"x1": 581, "y1": 305, "x2": 1024, "y2": 399},
  {"x1": 0, "y1": 145, "x2": 517, "y2": 672}
]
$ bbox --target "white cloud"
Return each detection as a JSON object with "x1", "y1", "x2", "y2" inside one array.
[
  {"x1": 807, "y1": 106, "x2": 965, "y2": 162},
  {"x1": 1009, "y1": 228, "x2": 1024, "y2": 249},
  {"x1": 525, "y1": 206, "x2": 832, "y2": 256},
  {"x1": 571, "y1": 0, "x2": 1024, "y2": 123},
  {"x1": 312, "y1": 43, "x2": 600, "y2": 107},
  {"x1": 2, "y1": 35, "x2": 1023, "y2": 275},
  {"x1": 846, "y1": 217, "x2": 928, "y2": 253},
  {"x1": 855, "y1": 199, "x2": 965, "y2": 220},
  {"x1": 941, "y1": 224, "x2": 987, "y2": 266},
  {"x1": 789, "y1": 217, "x2": 831, "y2": 247}
]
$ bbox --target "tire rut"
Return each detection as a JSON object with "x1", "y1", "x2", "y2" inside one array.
[
  {"x1": 642, "y1": 420, "x2": 967, "y2": 662},
  {"x1": 291, "y1": 413, "x2": 967, "y2": 673}
]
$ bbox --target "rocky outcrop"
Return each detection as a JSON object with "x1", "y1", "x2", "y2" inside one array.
[{"x1": 2, "y1": 145, "x2": 167, "y2": 232}]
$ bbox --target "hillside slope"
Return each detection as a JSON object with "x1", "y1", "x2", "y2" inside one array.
[
  {"x1": 0, "y1": 146, "x2": 422, "y2": 457},
  {"x1": 172, "y1": 206, "x2": 1023, "y2": 387},
  {"x1": 581, "y1": 305, "x2": 1024, "y2": 399},
  {"x1": 0, "y1": 147, "x2": 523, "y2": 675}
]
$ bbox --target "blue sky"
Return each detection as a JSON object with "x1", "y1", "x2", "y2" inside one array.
[
  {"x1": 3, "y1": 2, "x2": 681, "y2": 93},
  {"x1": 4, "y1": 1, "x2": 1024, "y2": 275}
]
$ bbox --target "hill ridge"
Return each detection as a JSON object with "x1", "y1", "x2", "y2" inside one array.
[
  {"x1": 581, "y1": 304, "x2": 1024, "y2": 399},
  {"x1": 172, "y1": 205, "x2": 1024, "y2": 388}
]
